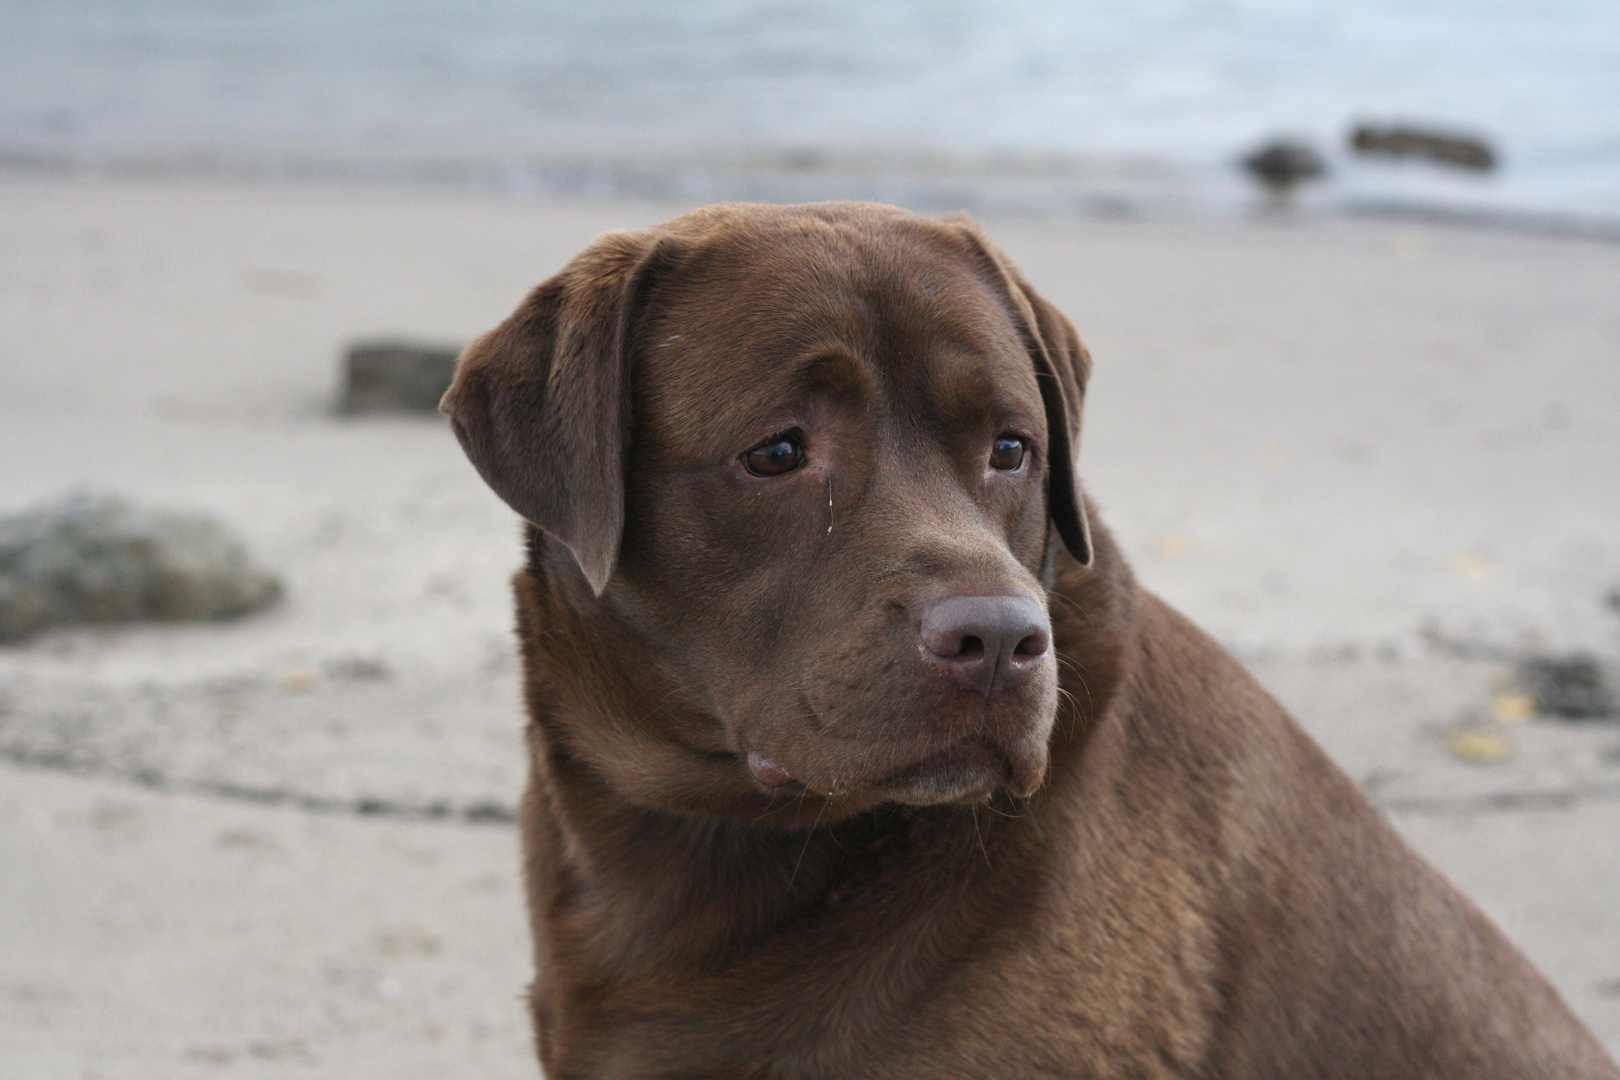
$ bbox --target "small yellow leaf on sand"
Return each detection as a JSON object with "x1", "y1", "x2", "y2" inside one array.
[
  {"x1": 1447, "y1": 727, "x2": 1512, "y2": 764},
  {"x1": 1491, "y1": 693, "x2": 1537, "y2": 723}
]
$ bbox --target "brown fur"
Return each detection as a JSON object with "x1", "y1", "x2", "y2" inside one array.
[{"x1": 442, "y1": 202, "x2": 1618, "y2": 1079}]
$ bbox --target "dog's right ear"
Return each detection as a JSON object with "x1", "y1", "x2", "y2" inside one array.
[{"x1": 440, "y1": 231, "x2": 669, "y2": 595}]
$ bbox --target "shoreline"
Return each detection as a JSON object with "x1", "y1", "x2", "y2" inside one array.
[{"x1": 6, "y1": 150, "x2": 1619, "y2": 246}]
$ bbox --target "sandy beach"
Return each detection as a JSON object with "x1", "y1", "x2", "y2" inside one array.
[{"x1": 2, "y1": 173, "x2": 1619, "y2": 1076}]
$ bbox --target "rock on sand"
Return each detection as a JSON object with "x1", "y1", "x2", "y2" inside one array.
[
  {"x1": 339, "y1": 340, "x2": 462, "y2": 415},
  {"x1": 0, "y1": 492, "x2": 281, "y2": 643}
]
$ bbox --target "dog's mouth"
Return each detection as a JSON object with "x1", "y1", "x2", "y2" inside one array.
[{"x1": 745, "y1": 736, "x2": 1032, "y2": 807}]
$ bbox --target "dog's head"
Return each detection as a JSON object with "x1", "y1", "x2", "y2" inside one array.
[{"x1": 443, "y1": 203, "x2": 1094, "y2": 822}]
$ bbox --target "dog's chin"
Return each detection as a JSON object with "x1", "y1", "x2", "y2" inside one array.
[
  {"x1": 873, "y1": 738, "x2": 1011, "y2": 806},
  {"x1": 741, "y1": 724, "x2": 1051, "y2": 814}
]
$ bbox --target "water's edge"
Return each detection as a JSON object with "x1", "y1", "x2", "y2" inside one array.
[{"x1": 8, "y1": 147, "x2": 1619, "y2": 244}]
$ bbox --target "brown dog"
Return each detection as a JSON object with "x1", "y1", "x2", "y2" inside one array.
[{"x1": 442, "y1": 202, "x2": 1617, "y2": 1079}]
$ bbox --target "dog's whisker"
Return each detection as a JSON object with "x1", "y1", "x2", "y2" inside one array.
[
  {"x1": 969, "y1": 805, "x2": 992, "y2": 869},
  {"x1": 978, "y1": 798, "x2": 1025, "y2": 821},
  {"x1": 1053, "y1": 654, "x2": 1097, "y2": 720},
  {"x1": 752, "y1": 789, "x2": 793, "y2": 821},
  {"x1": 1046, "y1": 588, "x2": 1102, "y2": 629},
  {"x1": 632, "y1": 683, "x2": 700, "y2": 727},
  {"x1": 785, "y1": 798, "x2": 828, "y2": 894}
]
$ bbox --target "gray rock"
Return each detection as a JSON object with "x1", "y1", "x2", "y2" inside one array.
[
  {"x1": 1241, "y1": 139, "x2": 1327, "y2": 195},
  {"x1": 1350, "y1": 124, "x2": 1496, "y2": 172},
  {"x1": 0, "y1": 493, "x2": 281, "y2": 643},
  {"x1": 339, "y1": 340, "x2": 462, "y2": 415},
  {"x1": 1518, "y1": 652, "x2": 1617, "y2": 720}
]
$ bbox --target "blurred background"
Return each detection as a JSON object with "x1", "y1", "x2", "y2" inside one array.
[
  {"x1": 4, "y1": 0, "x2": 1620, "y2": 224},
  {"x1": 2, "y1": 3, "x2": 1618, "y2": 1078}
]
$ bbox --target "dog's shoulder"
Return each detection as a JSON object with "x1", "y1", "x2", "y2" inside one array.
[{"x1": 1059, "y1": 588, "x2": 1612, "y2": 1079}]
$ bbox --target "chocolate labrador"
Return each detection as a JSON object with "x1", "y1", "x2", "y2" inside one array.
[{"x1": 442, "y1": 202, "x2": 1616, "y2": 1079}]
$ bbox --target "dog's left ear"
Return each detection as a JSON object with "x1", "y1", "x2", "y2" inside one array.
[
  {"x1": 440, "y1": 231, "x2": 671, "y2": 594},
  {"x1": 949, "y1": 219, "x2": 1094, "y2": 568}
]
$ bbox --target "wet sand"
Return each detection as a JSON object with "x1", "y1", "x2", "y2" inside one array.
[{"x1": 2, "y1": 173, "x2": 1618, "y2": 1075}]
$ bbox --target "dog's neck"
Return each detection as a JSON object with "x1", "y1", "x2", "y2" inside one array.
[{"x1": 512, "y1": 511, "x2": 1137, "y2": 975}]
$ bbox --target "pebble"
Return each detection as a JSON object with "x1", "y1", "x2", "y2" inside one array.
[
  {"x1": 1446, "y1": 726, "x2": 1513, "y2": 765},
  {"x1": 1350, "y1": 123, "x2": 1496, "y2": 171},
  {"x1": 1241, "y1": 139, "x2": 1327, "y2": 194},
  {"x1": 1518, "y1": 653, "x2": 1616, "y2": 720}
]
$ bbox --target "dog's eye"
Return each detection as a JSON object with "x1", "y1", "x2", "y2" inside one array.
[
  {"x1": 743, "y1": 434, "x2": 806, "y2": 477},
  {"x1": 989, "y1": 436, "x2": 1027, "y2": 472}
]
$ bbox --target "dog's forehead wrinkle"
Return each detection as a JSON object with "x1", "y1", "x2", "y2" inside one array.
[
  {"x1": 636, "y1": 303, "x2": 872, "y2": 437},
  {"x1": 792, "y1": 348, "x2": 875, "y2": 405},
  {"x1": 673, "y1": 210, "x2": 983, "y2": 337},
  {"x1": 638, "y1": 227, "x2": 1027, "y2": 468}
]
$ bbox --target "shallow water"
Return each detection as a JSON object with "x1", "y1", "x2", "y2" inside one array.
[{"x1": 2, "y1": 0, "x2": 1617, "y2": 223}]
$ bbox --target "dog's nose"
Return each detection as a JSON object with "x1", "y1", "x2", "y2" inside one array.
[{"x1": 919, "y1": 594, "x2": 1051, "y2": 696}]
